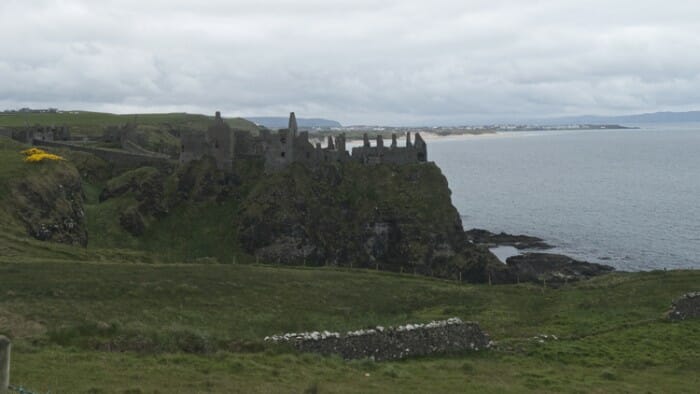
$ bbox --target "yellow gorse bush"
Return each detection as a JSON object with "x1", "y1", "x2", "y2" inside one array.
[
  {"x1": 21, "y1": 148, "x2": 46, "y2": 156},
  {"x1": 21, "y1": 148, "x2": 64, "y2": 163}
]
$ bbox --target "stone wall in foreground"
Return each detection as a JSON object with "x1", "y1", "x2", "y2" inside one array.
[
  {"x1": 265, "y1": 318, "x2": 491, "y2": 361},
  {"x1": 669, "y1": 292, "x2": 700, "y2": 321}
]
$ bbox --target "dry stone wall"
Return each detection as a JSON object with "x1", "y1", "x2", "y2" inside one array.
[
  {"x1": 669, "y1": 292, "x2": 700, "y2": 321},
  {"x1": 265, "y1": 318, "x2": 491, "y2": 361}
]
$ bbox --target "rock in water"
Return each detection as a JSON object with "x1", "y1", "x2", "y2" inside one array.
[
  {"x1": 496, "y1": 253, "x2": 614, "y2": 285},
  {"x1": 465, "y1": 228, "x2": 553, "y2": 249}
]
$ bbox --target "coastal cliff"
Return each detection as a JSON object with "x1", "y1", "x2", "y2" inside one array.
[
  {"x1": 237, "y1": 161, "x2": 498, "y2": 278},
  {"x1": 1, "y1": 135, "x2": 498, "y2": 281},
  {"x1": 0, "y1": 138, "x2": 87, "y2": 246}
]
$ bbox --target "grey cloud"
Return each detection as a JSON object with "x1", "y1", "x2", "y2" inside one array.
[{"x1": 1, "y1": 0, "x2": 700, "y2": 125}]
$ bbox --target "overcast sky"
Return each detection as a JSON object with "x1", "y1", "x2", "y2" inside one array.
[{"x1": 2, "y1": 0, "x2": 700, "y2": 125}]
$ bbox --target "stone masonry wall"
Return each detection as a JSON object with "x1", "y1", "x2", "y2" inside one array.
[
  {"x1": 34, "y1": 140, "x2": 174, "y2": 173},
  {"x1": 669, "y1": 292, "x2": 700, "y2": 321},
  {"x1": 265, "y1": 318, "x2": 491, "y2": 361}
]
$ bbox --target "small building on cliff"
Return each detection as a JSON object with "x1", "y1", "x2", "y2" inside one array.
[{"x1": 179, "y1": 111, "x2": 428, "y2": 172}]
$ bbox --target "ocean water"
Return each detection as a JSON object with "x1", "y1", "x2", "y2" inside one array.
[{"x1": 429, "y1": 124, "x2": 700, "y2": 271}]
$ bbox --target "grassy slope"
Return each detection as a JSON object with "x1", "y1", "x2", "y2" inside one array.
[
  {"x1": 0, "y1": 259, "x2": 698, "y2": 393},
  {"x1": 82, "y1": 160, "x2": 253, "y2": 264},
  {"x1": 0, "y1": 111, "x2": 259, "y2": 136},
  {"x1": 1, "y1": 135, "x2": 698, "y2": 392},
  {"x1": 0, "y1": 137, "x2": 155, "y2": 263}
]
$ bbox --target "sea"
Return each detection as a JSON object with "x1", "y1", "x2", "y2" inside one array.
[{"x1": 428, "y1": 124, "x2": 700, "y2": 271}]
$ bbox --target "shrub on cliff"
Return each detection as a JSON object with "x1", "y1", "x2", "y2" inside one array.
[{"x1": 22, "y1": 147, "x2": 64, "y2": 162}]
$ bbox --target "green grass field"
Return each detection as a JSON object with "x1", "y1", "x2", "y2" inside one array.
[
  {"x1": 0, "y1": 111, "x2": 259, "y2": 136},
  {"x1": 1, "y1": 258, "x2": 698, "y2": 393}
]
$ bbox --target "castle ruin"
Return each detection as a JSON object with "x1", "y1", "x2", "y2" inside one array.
[
  {"x1": 179, "y1": 111, "x2": 428, "y2": 172},
  {"x1": 10, "y1": 124, "x2": 71, "y2": 144}
]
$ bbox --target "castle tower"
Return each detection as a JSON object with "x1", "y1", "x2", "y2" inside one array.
[
  {"x1": 336, "y1": 134, "x2": 346, "y2": 152},
  {"x1": 376, "y1": 135, "x2": 384, "y2": 148},
  {"x1": 363, "y1": 133, "x2": 370, "y2": 147},
  {"x1": 288, "y1": 112, "x2": 298, "y2": 137},
  {"x1": 405, "y1": 132, "x2": 412, "y2": 147},
  {"x1": 391, "y1": 133, "x2": 397, "y2": 148},
  {"x1": 414, "y1": 132, "x2": 427, "y2": 162},
  {"x1": 327, "y1": 135, "x2": 335, "y2": 149},
  {"x1": 206, "y1": 111, "x2": 235, "y2": 171}
]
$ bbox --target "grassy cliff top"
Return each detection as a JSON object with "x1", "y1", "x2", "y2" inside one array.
[{"x1": 0, "y1": 111, "x2": 259, "y2": 136}]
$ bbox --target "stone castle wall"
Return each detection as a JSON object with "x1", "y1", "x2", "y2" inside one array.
[
  {"x1": 265, "y1": 318, "x2": 491, "y2": 361},
  {"x1": 180, "y1": 111, "x2": 428, "y2": 172},
  {"x1": 669, "y1": 292, "x2": 700, "y2": 321},
  {"x1": 351, "y1": 132, "x2": 427, "y2": 165},
  {"x1": 11, "y1": 125, "x2": 71, "y2": 144},
  {"x1": 35, "y1": 140, "x2": 173, "y2": 172}
]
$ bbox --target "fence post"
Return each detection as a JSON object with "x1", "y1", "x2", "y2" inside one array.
[{"x1": 0, "y1": 336, "x2": 10, "y2": 394}]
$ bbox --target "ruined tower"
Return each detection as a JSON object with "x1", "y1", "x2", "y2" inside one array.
[
  {"x1": 207, "y1": 111, "x2": 235, "y2": 171},
  {"x1": 289, "y1": 112, "x2": 298, "y2": 137},
  {"x1": 181, "y1": 110, "x2": 427, "y2": 173},
  {"x1": 179, "y1": 111, "x2": 235, "y2": 170}
]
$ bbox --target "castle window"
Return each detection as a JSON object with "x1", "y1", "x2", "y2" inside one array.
[
  {"x1": 281, "y1": 151, "x2": 286, "y2": 157},
  {"x1": 181, "y1": 145, "x2": 184, "y2": 152},
  {"x1": 306, "y1": 152, "x2": 310, "y2": 159},
  {"x1": 215, "y1": 140, "x2": 219, "y2": 149},
  {"x1": 281, "y1": 137, "x2": 286, "y2": 144}
]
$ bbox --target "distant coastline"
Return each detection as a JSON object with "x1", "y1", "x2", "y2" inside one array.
[{"x1": 311, "y1": 124, "x2": 636, "y2": 143}]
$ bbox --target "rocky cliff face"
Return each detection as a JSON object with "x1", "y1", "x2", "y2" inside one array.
[
  {"x1": 237, "y1": 162, "x2": 497, "y2": 279},
  {"x1": 10, "y1": 161, "x2": 87, "y2": 246},
  {"x1": 3, "y1": 145, "x2": 497, "y2": 281},
  {"x1": 98, "y1": 166, "x2": 169, "y2": 236}
]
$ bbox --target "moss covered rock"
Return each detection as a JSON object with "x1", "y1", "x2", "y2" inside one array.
[
  {"x1": 6, "y1": 148, "x2": 88, "y2": 246},
  {"x1": 237, "y1": 162, "x2": 498, "y2": 280}
]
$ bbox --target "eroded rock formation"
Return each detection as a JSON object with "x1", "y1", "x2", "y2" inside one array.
[
  {"x1": 237, "y1": 161, "x2": 498, "y2": 279},
  {"x1": 9, "y1": 160, "x2": 87, "y2": 246}
]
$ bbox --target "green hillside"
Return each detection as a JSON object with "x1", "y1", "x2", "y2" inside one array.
[
  {"x1": 0, "y1": 134, "x2": 698, "y2": 392},
  {"x1": 1, "y1": 260, "x2": 698, "y2": 393},
  {"x1": 0, "y1": 111, "x2": 260, "y2": 136}
]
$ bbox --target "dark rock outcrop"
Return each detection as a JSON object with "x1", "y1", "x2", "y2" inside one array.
[
  {"x1": 465, "y1": 228, "x2": 552, "y2": 249},
  {"x1": 265, "y1": 318, "x2": 490, "y2": 361},
  {"x1": 119, "y1": 206, "x2": 146, "y2": 236},
  {"x1": 172, "y1": 156, "x2": 231, "y2": 202},
  {"x1": 10, "y1": 161, "x2": 87, "y2": 246},
  {"x1": 237, "y1": 162, "x2": 499, "y2": 280},
  {"x1": 490, "y1": 253, "x2": 614, "y2": 285},
  {"x1": 99, "y1": 166, "x2": 168, "y2": 220},
  {"x1": 668, "y1": 292, "x2": 700, "y2": 321}
]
